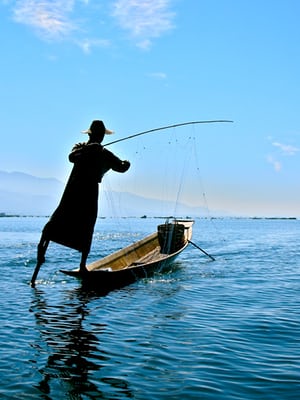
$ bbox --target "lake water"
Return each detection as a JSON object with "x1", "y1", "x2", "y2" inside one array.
[{"x1": 0, "y1": 216, "x2": 299, "y2": 399}]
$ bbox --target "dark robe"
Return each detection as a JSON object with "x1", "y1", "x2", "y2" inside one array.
[{"x1": 42, "y1": 142, "x2": 129, "y2": 253}]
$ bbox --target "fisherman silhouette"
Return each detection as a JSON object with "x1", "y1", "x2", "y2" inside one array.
[{"x1": 31, "y1": 120, "x2": 130, "y2": 285}]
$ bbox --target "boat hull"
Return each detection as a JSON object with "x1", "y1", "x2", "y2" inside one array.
[
  {"x1": 63, "y1": 249, "x2": 184, "y2": 289},
  {"x1": 61, "y1": 219, "x2": 194, "y2": 291}
]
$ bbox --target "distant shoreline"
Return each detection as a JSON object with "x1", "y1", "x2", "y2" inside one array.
[{"x1": 0, "y1": 213, "x2": 298, "y2": 220}]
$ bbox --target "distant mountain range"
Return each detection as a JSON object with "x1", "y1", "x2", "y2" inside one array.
[
  {"x1": 0, "y1": 171, "x2": 64, "y2": 216},
  {"x1": 0, "y1": 170, "x2": 209, "y2": 217}
]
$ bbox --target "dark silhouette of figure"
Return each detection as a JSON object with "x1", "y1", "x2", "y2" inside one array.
[{"x1": 31, "y1": 120, "x2": 130, "y2": 285}]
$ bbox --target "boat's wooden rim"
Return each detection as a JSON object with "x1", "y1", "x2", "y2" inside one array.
[{"x1": 61, "y1": 219, "x2": 194, "y2": 277}]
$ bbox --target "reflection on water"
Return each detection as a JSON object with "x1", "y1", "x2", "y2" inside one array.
[
  {"x1": 30, "y1": 287, "x2": 133, "y2": 399},
  {"x1": 1, "y1": 218, "x2": 300, "y2": 399}
]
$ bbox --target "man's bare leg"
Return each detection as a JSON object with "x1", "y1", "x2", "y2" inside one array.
[
  {"x1": 31, "y1": 233, "x2": 49, "y2": 286},
  {"x1": 79, "y1": 251, "x2": 89, "y2": 274}
]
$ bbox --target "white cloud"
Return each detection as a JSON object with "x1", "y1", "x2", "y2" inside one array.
[
  {"x1": 9, "y1": 0, "x2": 110, "y2": 52},
  {"x1": 112, "y1": 0, "x2": 175, "y2": 48},
  {"x1": 266, "y1": 138, "x2": 299, "y2": 171},
  {"x1": 267, "y1": 155, "x2": 282, "y2": 172},
  {"x1": 148, "y1": 72, "x2": 167, "y2": 79},
  {"x1": 5, "y1": 0, "x2": 175, "y2": 51},
  {"x1": 272, "y1": 141, "x2": 299, "y2": 156},
  {"x1": 76, "y1": 38, "x2": 111, "y2": 54},
  {"x1": 13, "y1": 0, "x2": 76, "y2": 40}
]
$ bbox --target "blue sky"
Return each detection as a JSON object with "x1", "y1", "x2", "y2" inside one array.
[{"x1": 1, "y1": 0, "x2": 300, "y2": 217}]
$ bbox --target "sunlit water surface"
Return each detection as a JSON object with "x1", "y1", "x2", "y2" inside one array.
[{"x1": 0, "y1": 217, "x2": 299, "y2": 399}]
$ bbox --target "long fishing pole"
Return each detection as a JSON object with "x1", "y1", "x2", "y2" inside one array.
[{"x1": 104, "y1": 120, "x2": 233, "y2": 147}]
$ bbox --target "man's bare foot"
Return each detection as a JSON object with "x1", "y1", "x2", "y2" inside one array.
[{"x1": 79, "y1": 265, "x2": 88, "y2": 275}]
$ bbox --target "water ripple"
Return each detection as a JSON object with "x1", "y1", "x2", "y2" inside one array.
[{"x1": 0, "y1": 218, "x2": 300, "y2": 399}]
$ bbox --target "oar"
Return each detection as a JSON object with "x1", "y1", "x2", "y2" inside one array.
[{"x1": 188, "y1": 240, "x2": 215, "y2": 261}]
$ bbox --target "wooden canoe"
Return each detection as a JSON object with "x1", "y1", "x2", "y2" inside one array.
[{"x1": 61, "y1": 219, "x2": 194, "y2": 290}]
